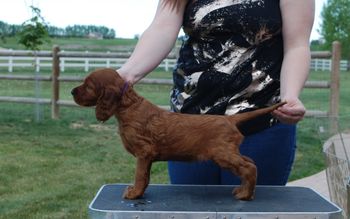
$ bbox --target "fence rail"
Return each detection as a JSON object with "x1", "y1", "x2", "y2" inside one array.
[
  {"x1": 0, "y1": 50, "x2": 177, "y2": 72},
  {"x1": 1, "y1": 50, "x2": 347, "y2": 73},
  {"x1": 311, "y1": 59, "x2": 348, "y2": 71},
  {"x1": 0, "y1": 42, "x2": 342, "y2": 122}
]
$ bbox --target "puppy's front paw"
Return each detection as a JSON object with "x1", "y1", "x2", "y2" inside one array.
[
  {"x1": 123, "y1": 185, "x2": 143, "y2": 199},
  {"x1": 233, "y1": 186, "x2": 254, "y2": 201}
]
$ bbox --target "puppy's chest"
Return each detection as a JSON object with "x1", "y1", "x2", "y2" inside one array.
[{"x1": 118, "y1": 123, "x2": 157, "y2": 156}]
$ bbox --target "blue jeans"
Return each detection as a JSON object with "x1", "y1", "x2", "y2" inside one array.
[{"x1": 168, "y1": 123, "x2": 296, "y2": 185}]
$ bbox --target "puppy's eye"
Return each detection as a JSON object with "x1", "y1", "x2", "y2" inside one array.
[{"x1": 86, "y1": 85, "x2": 94, "y2": 92}]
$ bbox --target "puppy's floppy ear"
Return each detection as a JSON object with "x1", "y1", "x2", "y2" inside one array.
[{"x1": 95, "y1": 88, "x2": 117, "y2": 122}]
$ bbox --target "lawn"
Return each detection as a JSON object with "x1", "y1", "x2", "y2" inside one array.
[
  {"x1": 0, "y1": 36, "x2": 138, "y2": 51},
  {"x1": 0, "y1": 35, "x2": 349, "y2": 217},
  {"x1": 0, "y1": 104, "x2": 169, "y2": 218},
  {"x1": 0, "y1": 68, "x2": 174, "y2": 218},
  {"x1": 1, "y1": 68, "x2": 349, "y2": 218}
]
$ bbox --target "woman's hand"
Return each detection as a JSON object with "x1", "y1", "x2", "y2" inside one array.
[{"x1": 272, "y1": 98, "x2": 306, "y2": 124}]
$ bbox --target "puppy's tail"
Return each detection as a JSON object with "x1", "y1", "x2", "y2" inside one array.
[{"x1": 229, "y1": 102, "x2": 286, "y2": 125}]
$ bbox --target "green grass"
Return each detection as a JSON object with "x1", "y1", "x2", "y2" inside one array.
[
  {"x1": 0, "y1": 36, "x2": 349, "y2": 218},
  {"x1": 0, "y1": 67, "x2": 174, "y2": 218},
  {"x1": 0, "y1": 36, "x2": 138, "y2": 51},
  {"x1": 0, "y1": 104, "x2": 169, "y2": 218},
  {"x1": 0, "y1": 36, "x2": 182, "y2": 52},
  {"x1": 0, "y1": 70, "x2": 349, "y2": 218}
]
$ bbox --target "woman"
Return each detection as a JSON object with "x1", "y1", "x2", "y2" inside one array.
[{"x1": 118, "y1": 0, "x2": 315, "y2": 185}]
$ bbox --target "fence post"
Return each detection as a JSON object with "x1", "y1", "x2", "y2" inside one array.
[
  {"x1": 52, "y1": 45, "x2": 60, "y2": 119},
  {"x1": 330, "y1": 41, "x2": 341, "y2": 132},
  {"x1": 85, "y1": 51, "x2": 89, "y2": 72},
  {"x1": 35, "y1": 57, "x2": 40, "y2": 72},
  {"x1": 9, "y1": 49, "x2": 13, "y2": 72},
  {"x1": 314, "y1": 59, "x2": 318, "y2": 71},
  {"x1": 60, "y1": 50, "x2": 65, "y2": 72},
  {"x1": 106, "y1": 51, "x2": 110, "y2": 68},
  {"x1": 165, "y1": 59, "x2": 169, "y2": 71}
]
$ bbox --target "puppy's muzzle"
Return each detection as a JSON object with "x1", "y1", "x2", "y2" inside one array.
[{"x1": 71, "y1": 88, "x2": 78, "y2": 96}]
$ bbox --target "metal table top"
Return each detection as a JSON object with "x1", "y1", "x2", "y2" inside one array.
[{"x1": 89, "y1": 184, "x2": 343, "y2": 219}]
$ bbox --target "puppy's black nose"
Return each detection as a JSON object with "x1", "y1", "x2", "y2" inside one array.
[{"x1": 71, "y1": 88, "x2": 77, "y2": 96}]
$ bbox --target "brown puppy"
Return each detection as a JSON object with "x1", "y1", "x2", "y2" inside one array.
[{"x1": 71, "y1": 68, "x2": 285, "y2": 201}]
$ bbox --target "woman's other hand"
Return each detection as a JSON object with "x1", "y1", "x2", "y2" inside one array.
[{"x1": 272, "y1": 98, "x2": 306, "y2": 124}]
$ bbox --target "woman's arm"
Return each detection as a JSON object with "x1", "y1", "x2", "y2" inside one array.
[
  {"x1": 118, "y1": 0, "x2": 188, "y2": 85},
  {"x1": 273, "y1": 0, "x2": 315, "y2": 124}
]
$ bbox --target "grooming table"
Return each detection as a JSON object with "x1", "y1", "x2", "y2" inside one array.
[{"x1": 89, "y1": 184, "x2": 343, "y2": 219}]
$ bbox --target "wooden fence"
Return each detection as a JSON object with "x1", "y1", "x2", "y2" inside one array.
[
  {"x1": 0, "y1": 51, "x2": 347, "y2": 73},
  {"x1": 0, "y1": 42, "x2": 341, "y2": 121},
  {"x1": 0, "y1": 50, "x2": 177, "y2": 72},
  {"x1": 311, "y1": 59, "x2": 348, "y2": 71}
]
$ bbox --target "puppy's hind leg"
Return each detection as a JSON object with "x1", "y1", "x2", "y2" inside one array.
[
  {"x1": 231, "y1": 154, "x2": 257, "y2": 200},
  {"x1": 212, "y1": 150, "x2": 257, "y2": 200},
  {"x1": 123, "y1": 158, "x2": 152, "y2": 199}
]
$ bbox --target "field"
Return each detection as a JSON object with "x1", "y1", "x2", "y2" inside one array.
[
  {"x1": 1, "y1": 37, "x2": 350, "y2": 218},
  {"x1": 0, "y1": 37, "x2": 138, "y2": 51}
]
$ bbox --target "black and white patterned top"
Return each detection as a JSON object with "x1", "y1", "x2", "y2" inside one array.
[{"x1": 170, "y1": 0, "x2": 283, "y2": 133}]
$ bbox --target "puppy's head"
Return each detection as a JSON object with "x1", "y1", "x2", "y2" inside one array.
[{"x1": 71, "y1": 68, "x2": 126, "y2": 122}]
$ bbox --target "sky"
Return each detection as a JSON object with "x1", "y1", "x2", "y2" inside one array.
[{"x1": 0, "y1": 0, "x2": 326, "y2": 40}]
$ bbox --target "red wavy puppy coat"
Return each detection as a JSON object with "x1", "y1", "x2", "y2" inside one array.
[{"x1": 71, "y1": 68, "x2": 285, "y2": 200}]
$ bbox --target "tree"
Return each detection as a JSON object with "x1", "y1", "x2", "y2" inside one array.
[
  {"x1": 319, "y1": 0, "x2": 350, "y2": 58},
  {"x1": 47, "y1": 26, "x2": 66, "y2": 37},
  {"x1": 64, "y1": 25, "x2": 115, "y2": 39},
  {"x1": 18, "y1": 6, "x2": 50, "y2": 51},
  {"x1": 0, "y1": 21, "x2": 21, "y2": 40}
]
